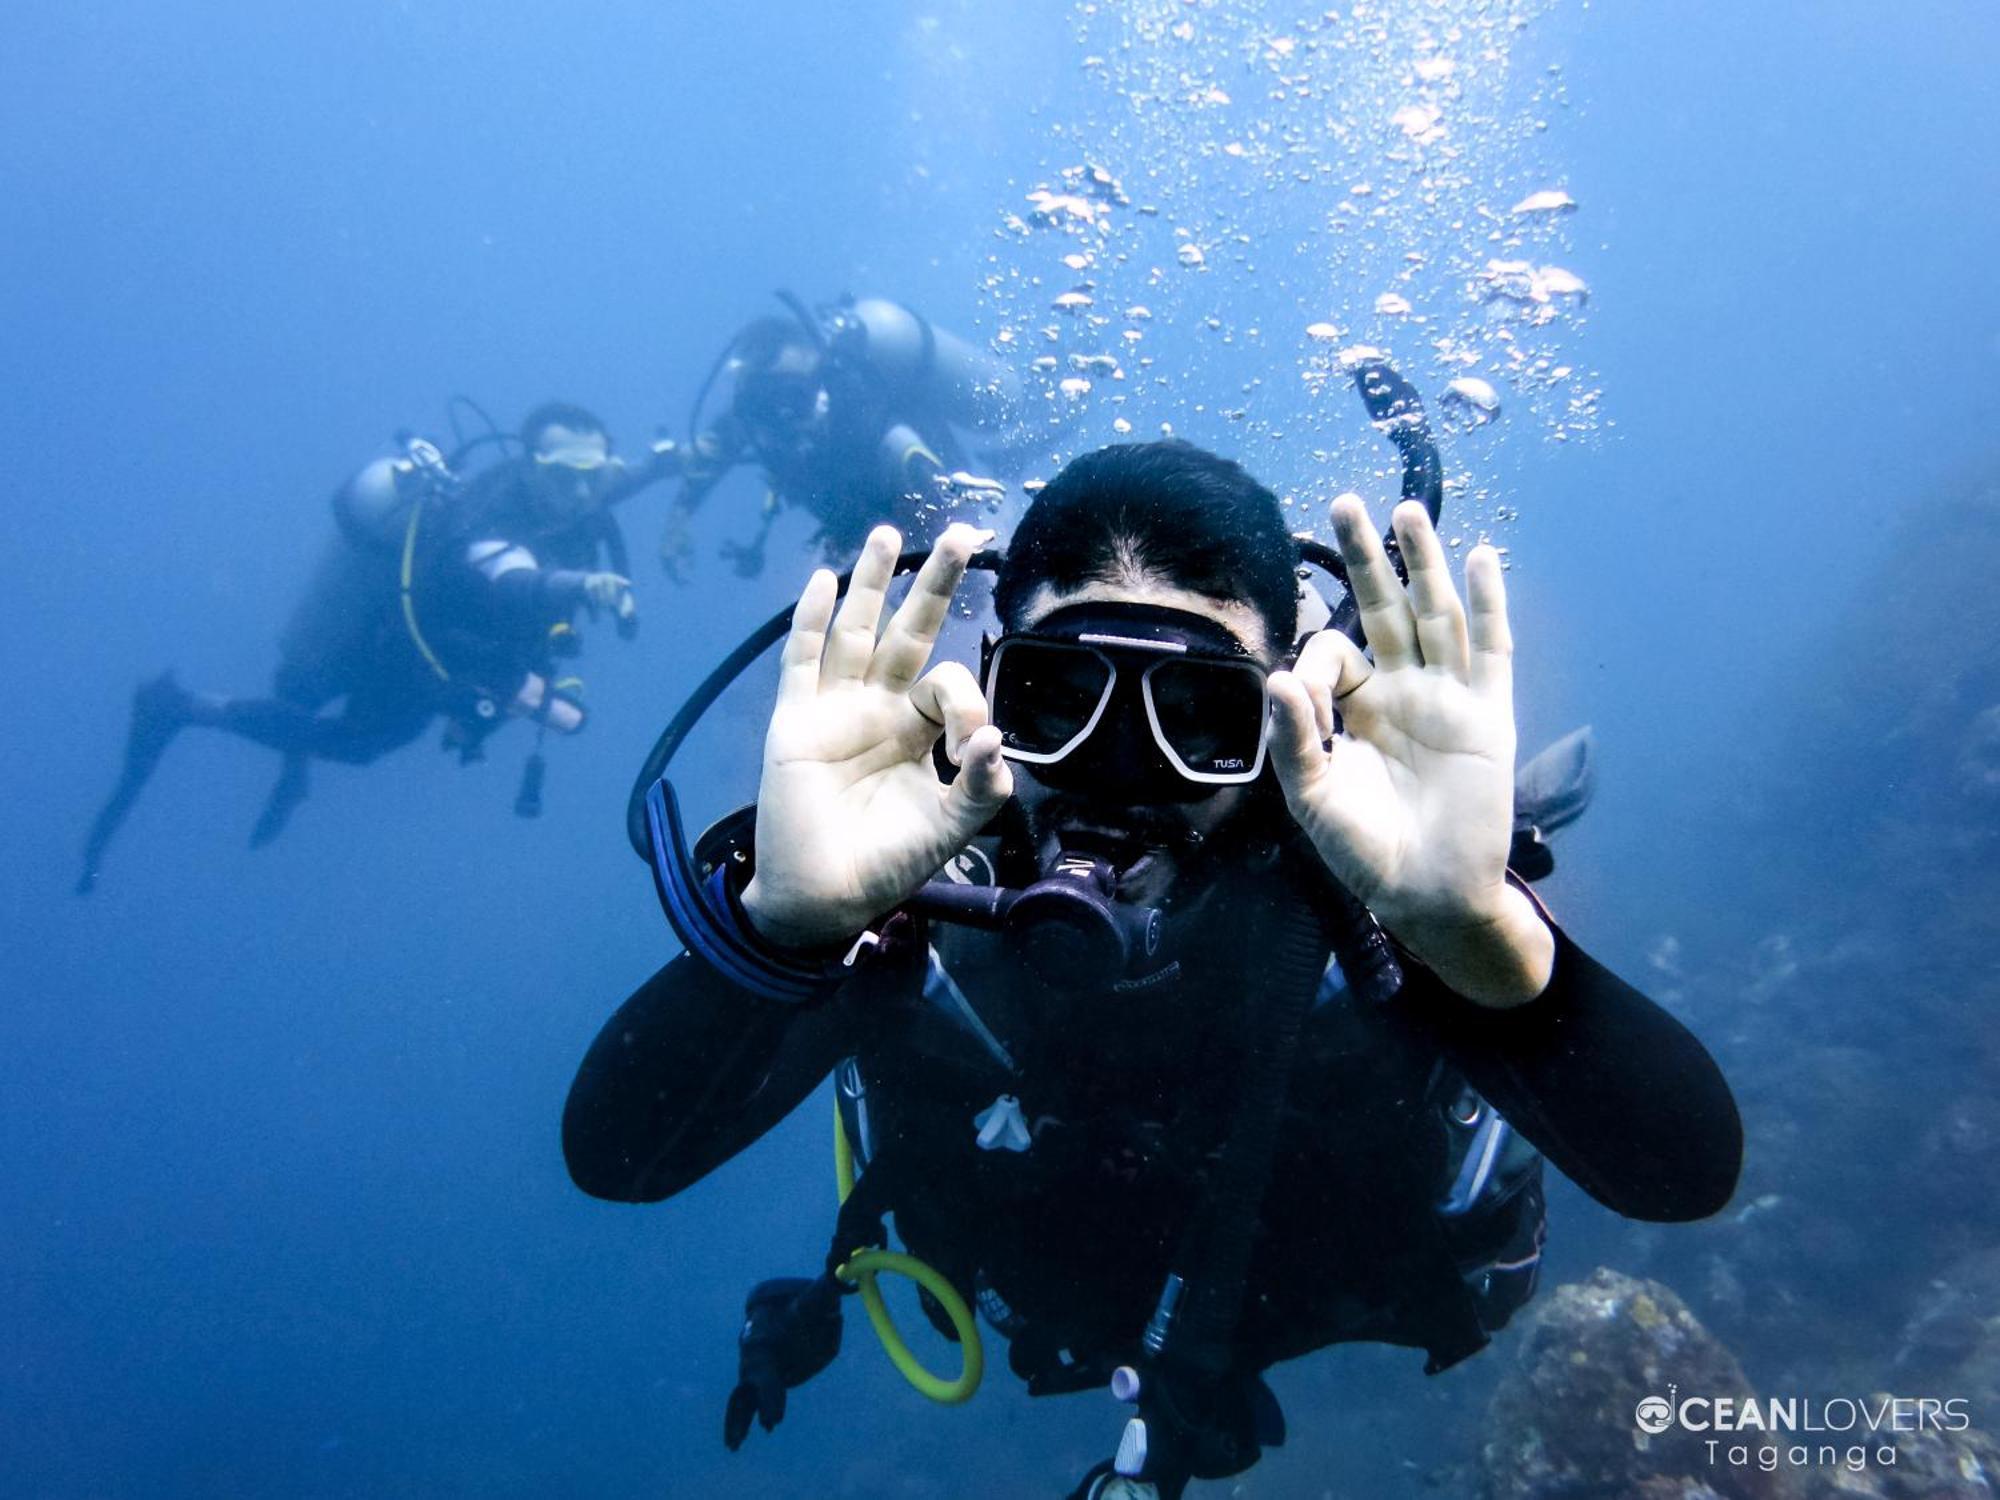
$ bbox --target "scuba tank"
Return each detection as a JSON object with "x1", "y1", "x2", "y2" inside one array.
[{"x1": 277, "y1": 434, "x2": 459, "y2": 678}]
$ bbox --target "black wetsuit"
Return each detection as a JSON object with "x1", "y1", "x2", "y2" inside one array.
[
  {"x1": 687, "y1": 394, "x2": 969, "y2": 565},
  {"x1": 563, "y1": 845, "x2": 1742, "y2": 1404},
  {"x1": 454, "y1": 461, "x2": 633, "y2": 577},
  {"x1": 203, "y1": 544, "x2": 592, "y2": 765}
]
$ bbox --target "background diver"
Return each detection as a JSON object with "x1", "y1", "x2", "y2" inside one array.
[
  {"x1": 76, "y1": 406, "x2": 664, "y2": 893},
  {"x1": 659, "y1": 292, "x2": 1030, "y2": 580},
  {"x1": 564, "y1": 379, "x2": 1741, "y2": 1497}
]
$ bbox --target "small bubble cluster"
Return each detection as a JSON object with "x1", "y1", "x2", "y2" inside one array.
[{"x1": 975, "y1": 0, "x2": 1605, "y2": 542}]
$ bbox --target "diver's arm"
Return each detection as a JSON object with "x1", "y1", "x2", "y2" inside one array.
[
  {"x1": 596, "y1": 511, "x2": 631, "y2": 580},
  {"x1": 1390, "y1": 913, "x2": 1743, "y2": 1223},
  {"x1": 595, "y1": 439, "x2": 689, "y2": 510},
  {"x1": 483, "y1": 562, "x2": 630, "y2": 627},
  {"x1": 671, "y1": 421, "x2": 747, "y2": 517},
  {"x1": 659, "y1": 423, "x2": 748, "y2": 579},
  {"x1": 562, "y1": 951, "x2": 853, "y2": 1202}
]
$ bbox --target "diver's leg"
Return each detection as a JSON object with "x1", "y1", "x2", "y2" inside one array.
[
  {"x1": 291, "y1": 685, "x2": 434, "y2": 767},
  {"x1": 249, "y1": 662, "x2": 336, "y2": 847},
  {"x1": 76, "y1": 672, "x2": 196, "y2": 893},
  {"x1": 180, "y1": 682, "x2": 427, "y2": 767},
  {"x1": 249, "y1": 754, "x2": 312, "y2": 848}
]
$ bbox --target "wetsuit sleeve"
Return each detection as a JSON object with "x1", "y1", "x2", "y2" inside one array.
[
  {"x1": 595, "y1": 511, "x2": 631, "y2": 577},
  {"x1": 673, "y1": 420, "x2": 748, "y2": 516},
  {"x1": 485, "y1": 565, "x2": 591, "y2": 622},
  {"x1": 596, "y1": 448, "x2": 682, "y2": 513},
  {"x1": 561, "y1": 951, "x2": 854, "y2": 1203},
  {"x1": 1388, "y1": 917, "x2": 1743, "y2": 1224}
]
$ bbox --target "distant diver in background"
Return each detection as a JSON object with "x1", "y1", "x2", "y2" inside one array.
[
  {"x1": 659, "y1": 293, "x2": 1028, "y2": 580},
  {"x1": 75, "y1": 404, "x2": 673, "y2": 893}
]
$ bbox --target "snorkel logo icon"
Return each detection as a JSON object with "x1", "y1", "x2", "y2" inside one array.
[{"x1": 1636, "y1": 1385, "x2": 1679, "y2": 1435}]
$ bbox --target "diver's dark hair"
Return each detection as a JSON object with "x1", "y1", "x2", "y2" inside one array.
[
  {"x1": 995, "y1": 441, "x2": 1299, "y2": 652},
  {"x1": 520, "y1": 401, "x2": 609, "y2": 451}
]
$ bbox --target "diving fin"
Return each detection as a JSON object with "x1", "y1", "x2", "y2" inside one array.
[
  {"x1": 1514, "y1": 725, "x2": 1595, "y2": 837},
  {"x1": 76, "y1": 672, "x2": 193, "y2": 894},
  {"x1": 1508, "y1": 726, "x2": 1595, "y2": 882},
  {"x1": 249, "y1": 753, "x2": 311, "y2": 848}
]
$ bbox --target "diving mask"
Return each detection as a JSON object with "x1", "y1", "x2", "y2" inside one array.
[
  {"x1": 984, "y1": 602, "x2": 1272, "y2": 803},
  {"x1": 533, "y1": 424, "x2": 611, "y2": 471}
]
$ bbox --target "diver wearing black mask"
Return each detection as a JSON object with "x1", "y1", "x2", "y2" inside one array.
[{"x1": 564, "y1": 431, "x2": 1741, "y2": 1500}]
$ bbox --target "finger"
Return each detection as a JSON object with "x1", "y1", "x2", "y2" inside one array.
[
  {"x1": 1332, "y1": 494, "x2": 1418, "y2": 670},
  {"x1": 867, "y1": 522, "x2": 993, "y2": 692},
  {"x1": 908, "y1": 661, "x2": 989, "y2": 764},
  {"x1": 943, "y1": 723, "x2": 1014, "y2": 832},
  {"x1": 1266, "y1": 672, "x2": 1331, "y2": 803},
  {"x1": 1465, "y1": 543, "x2": 1514, "y2": 700},
  {"x1": 1393, "y1": 500, "x2": 1469, "y2": 678},
  {"x1": 1290, "y1": 628, "x2": 1373, "y2": 737},
  {"x1": 777, "y1": 568, "x2": 839, "y2": 704},
  {"x1": 821, "y1": 525, "x2": 901, "y2": 686}
]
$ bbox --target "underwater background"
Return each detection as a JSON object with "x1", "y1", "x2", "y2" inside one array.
[{"x1": 4, "y1": 1, "x2": 1998, "y2": 1495}]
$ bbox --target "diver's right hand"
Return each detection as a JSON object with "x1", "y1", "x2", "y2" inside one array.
[{"x1": 740, "y1": 522, "x2": 1010, "y2": 950}]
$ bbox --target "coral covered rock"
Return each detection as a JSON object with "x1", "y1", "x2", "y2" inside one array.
[{"x1": 1480, "y1": 1268, "x2": 1798, "y2": 1500}]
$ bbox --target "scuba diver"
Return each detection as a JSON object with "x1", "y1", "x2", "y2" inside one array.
[
  {"x1": 659, "y1": 293, "x2": 1027, "y2": 580},
  {"x1": 563, "y1": 363, "x2": 1741, "y2": 1498},
  {"x1": 76, "y1": 405, "x2": 664, "y2": 893}
]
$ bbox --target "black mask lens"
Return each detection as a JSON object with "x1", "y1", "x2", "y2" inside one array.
[
  {"x1": 989, "y1": 640, "x2": 1112, "y2": 759},
  {"x1": 1145, "y1": 658, "x2": 1268, "y2": 780}
]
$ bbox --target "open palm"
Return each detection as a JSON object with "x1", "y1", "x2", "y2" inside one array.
[
  {"x1": 741, "y1": 523, "x2": 1011, "y2": 949},
  {"x1": 1268, "y1": 497, "x2": 1517, "y2": 936}
]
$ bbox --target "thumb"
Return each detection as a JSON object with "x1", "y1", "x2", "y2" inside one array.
[{"x1": 1266, "y1": 672, "x2": 1330, "y2": 805}]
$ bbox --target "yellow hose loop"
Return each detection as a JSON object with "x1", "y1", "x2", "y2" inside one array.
[
  {"x1": 833, "y1": 1102, "x2": 984, "y2": 1405},
  {"x1": 835, "y1": 1249, "x2": 984, "y2": 1405}
]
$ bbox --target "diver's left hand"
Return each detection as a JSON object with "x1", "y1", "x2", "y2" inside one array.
[
  {"x1": 580, "y1": 571, "x2": 636, "y2": 626},
  {"x1": 1267, "y1": 497, "x2": 1552, "y2": 1007}
]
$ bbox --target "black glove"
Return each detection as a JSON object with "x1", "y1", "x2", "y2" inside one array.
[{"x1": 723, "y1": 1275, "x2": 843, "y2": 1451}]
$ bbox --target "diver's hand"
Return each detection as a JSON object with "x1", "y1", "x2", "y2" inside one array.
[
  {"x1": 1268, "y1": 498, "x2": 1552, "y2": 1006},
  {"x1": 646, "y1": 434, "x2": 683, "y2": 479},
  {"x1": 932, "y1": 468, "x2": 1007, "y2": 503},
  {"x1": 741, "y1": 522, "x2": 1011, "y2": 950},
  {"x1": 581, "y1": 571, "x2": 636, "y2": 626},
  {"x1": 723, "y1": 1276, "x2": 842, "y2": 1451}
]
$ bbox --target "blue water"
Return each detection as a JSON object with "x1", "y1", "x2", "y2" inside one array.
[{"x1": 4, "y1": 2, "x2": 1998, "y2": 1495}]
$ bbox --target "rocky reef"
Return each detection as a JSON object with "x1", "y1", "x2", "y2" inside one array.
[{"x1": 1479, "y1": 1269, "x2": 2000, "y2": 1500}]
